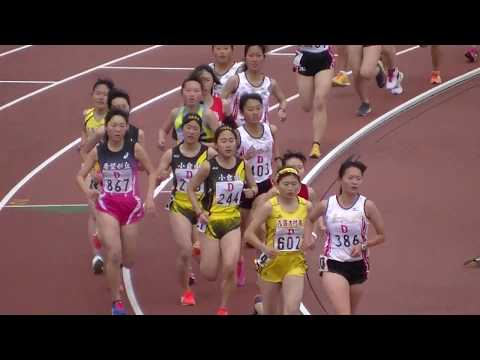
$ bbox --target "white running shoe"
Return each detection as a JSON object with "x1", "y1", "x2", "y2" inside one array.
[
  {"x1": 91, "y1": 254, "x2": 104, "y2": 275},
  {"x1": 391, "y1": 72, "x2": 404, "y2": 95},
  {"x1": 386, "y1": 68, "x2": 400, "y2": 90}
]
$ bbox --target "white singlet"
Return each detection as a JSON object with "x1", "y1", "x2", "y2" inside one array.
[
  {"x1": 236, "y1": 123, "x2": 274, "y2": 183},
  {"x1": 323, "y1": 194, "x2": 369, "y2": 262}
]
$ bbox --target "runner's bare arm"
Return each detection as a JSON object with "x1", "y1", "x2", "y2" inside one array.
[
  {"x1": 309, "y1": 199, "x2": 328, "y2": 222},
  {"x1": 270, "y1": 124, "x2": 282, "y2": 170},
  {"x1": 364, "y1": 200, "x2": 386, "y2": 248},
  {"x1": 270, "y1": 78, "x2": 287, "y2": 121},
  {"x1": 158, "y1": 108, "x2": 177, "y2": 150},
  {"x1": 245, "y1": 201, "x2": 274, "y2": 253},
  {"x1": 187, "y1": 161, "x2": 211, "y2": 218},
  {"x1": 138, "y1": 129, "x2": 146, "y2": 147},
  {"x1": 76, "y1": 147, "x2": 98, "y2": 195},
  {"x1": 220, "y1": 75, "x2": 239, "y2": 100},
  {"x1": 206, "y1": 109, "x2": 221, "y2": 133},
  {"x1": 83, "y1": 126, "x2": 105, "y2": 154},
  {"x1": 134, "y1": 143, "x2": 157, "y2": 213},
  {"x1": 156, "y1": 149, "x2": 173, "y2": 183},
  {"x1": 222, "y1": 98, "x2": 232, "y2": 116},
  {"x1": 244, "y1": 162, "x2": 258, "y2": 198}
]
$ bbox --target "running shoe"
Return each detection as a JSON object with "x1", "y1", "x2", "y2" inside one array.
[
  {"x1": 217, "y1": 307, "x2": 229, "y2": 315},
  {"x1": 309, "y1": 142, "x2": 321, "y2": 159},
  {"x1": 465, "y1": 48, "x2": 479, "y2": 63},
  {"x1": 112, "y1": 300, "x2": 126, "y2": 315},
  {"x1": 375, "y1": 61, "x2": 386, "y2": 88},
  {"x1": 357, "y1": 102, "x2": 372, "y2": 117},
  {"x1": 91, "y1": 254, "x2": 104, "y2": 275},
  {"x1": 332, "y1": 71, "x2": 351, "y2": 87},
  {"x1": 386, "y1": 68, "x2": 399, "y2": 90},
  {"x1": 236, "y1": 257, "x2": 246, "y2": 287},
  {"x1": 180, "y1": 289, "x2": 196, "y2": 306},
  {"x1": 252, "y1": 294, "x2": 263, "y2": 315},
  {"x1": 192, "y1": 241, "x2": 201, "y2": 257},
  {"x1": 391, "y1": 72, "x2": 404, "y2": 95},
  {"x1": 188, "y1": 272, "x2": 197, "y2": 286},
  {"x1": 430, "y1": 71, "x2": 442, "y2": 85}
]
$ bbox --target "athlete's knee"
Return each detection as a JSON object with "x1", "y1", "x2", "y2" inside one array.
[
  {"x1": 222, "y1": 263, "x2": 236, "y2": 279},
  {"x1": 200, "y1": 263, "x2": 217, "y2": 281},
  {"x1": 360, "y1": 67, "x2": 375, "y2": 80},
  {"x1": 313, "y1": 94, "x2": 327, "y2": 111},
  {"x1": 283, "y1": 302, "x2": 301, "y2": 315},
  {"x1": 301, "y1": 102, "x2": 313, "y2": 113},
  {"x1": 107, "y1": 249, "x2": 122, "y2": 266},
  {"x1": 177, "y1": 249, "x2": 191, "y2": 264}
]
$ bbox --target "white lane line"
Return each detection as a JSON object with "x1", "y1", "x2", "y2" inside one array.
[
  {"x1": 268, "y1": 45, "x2": 294, "y2": 54},
  {"x1": 301, "y1": 67, "x2": 480, "y2": 316},
  {"x1": 104, "y1": 66, "x2": 195, "y2": 71},
  {"x1": 5, "y1": 204, "x2": 87, "y2": 208},
  {"x1": 0, "y1": 82, "x2": 175, "y2": 211},
  {"x1": 303, "y1": 65, "x2": 480, "y2": 185},
  {"x1": 0, "y1": 45, "x2": 164, "y2": 112},
  {"x1": 0, "y1": 45, "x2": 33, "y2": 58},
  {"x1": 0, "y1": 80, "x2": 56, "y2": 84},
  {"x1": 270, "y1": 53, "x2": 296, "y2": 56},
  {"x1": 126, "y1": 44, "x2": 424, "y2": 316}
]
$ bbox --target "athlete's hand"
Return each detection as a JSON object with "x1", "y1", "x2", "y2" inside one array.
[
  {"x1": 351, "y1": 244, "x2": 362, "y2": 257},
  {"x1": 244, "y1": 146, "x2": 257, "y2": 160},
  {"x1": 93, "y1": 171, "x2": 103, "y2": 185},
  {"x1": 197, "y1": 211, "x2": 209, "y2": 225},
  {"x1": 145, "y1": 198, "x2": 156, "y2": 216},
  {"x1": 243, "y1": 188, "x2": 256, "y2": 199},
  {"x1": 263, "y1": 245, "x2": 279, "y2": 259},
  {"x1": 86, "y1": 189, "x2": 100, "y2": 202},
  {"x1": 278, "y1": 108, "x2": 287, "y2": 122},
  {"x1": 158, "y1": 137, "x2": 166, "y2": 151},
  {"x1": 301, "y1": 233, "x2": 316, "y2": 251},
  {"x1": 156, "y1": 169, "x2": 170, "y2": 186}
]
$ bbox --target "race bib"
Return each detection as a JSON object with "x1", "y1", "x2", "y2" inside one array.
[
  {"x1": 254, "y1": 252, "x2": 271, "y2": 272},
  {"x1": 103, "y1": 169, "x2": 132, "y2": 194},
  {"x1": 251, "y1": 155, "x2": 271, "y2": 179},
  {"x1": 293, "y1": 51, "x2": 303, "y2": 67},
  {"x1": 319, "y1": 255, "x2": 329, "y2": 273},
  {"x1": 175, "y1": 168, "x2": 203, "y2": 193},
  {"x1": 215, "y1": 180, "x2": 244, "y2": 206}
]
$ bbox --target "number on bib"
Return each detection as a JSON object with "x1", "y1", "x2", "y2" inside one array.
[
  {"x1": 274, "y1": 235, "x2": 301, "y2": 252},
  {"x1": 334, "y1": 234, "x2": 359, "y2": 248},
  {"x1": 215, "y1": 181, "x2": 243, "y2": 206}
]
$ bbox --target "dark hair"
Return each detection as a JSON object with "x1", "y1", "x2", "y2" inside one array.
[
  {"x1": 282, "y1": 150, "x2": 307, "y2": 167},
  {"x1": 222, "y1": 115, "x2": 238, "y2": 129},
  {"x1": 190, "y1": 65, "x2": 221, "y2": 95},
  {"x1": 276, "y1": 166, "x2": 301, "y2": 183},
  {"x1": 239, "y1": 93, "x2": 263, "y2": 113},
  {"x1": 211, "y1": 45, "x2": 234, "y2": 50},
  {"x1": 105, "y1": 108, "x2": 129, "y2": 125},
  {"x1": 107, "y1": 88, "x2": 131, "y2": 110},
  {"x1": 181, "y1": 75, "x2": 203, "y2": 91},
  {"x1": 92, "y1": 78, "x2": 114, "y2": 92},
  {"x1": 244, "y1": 45, "x2": 268, "y2": 57},
  {"x1": 182, "y1": 112, "x2": 202, "y2": 129},
  {"x1": 338, "y1": 158, "x2": 367, "y2": 194},
  {"x1": 214, "y1": 125, "x2": 238, "y2": 143}
]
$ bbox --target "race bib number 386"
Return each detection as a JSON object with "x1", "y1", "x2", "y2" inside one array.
[{"x1": 215, "y1": 180, "x2": 243, "y2": 206}]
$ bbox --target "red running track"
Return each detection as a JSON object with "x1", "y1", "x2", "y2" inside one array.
[{"x1": 0, "y1": 45, "x2": 477, "y2": 314}]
